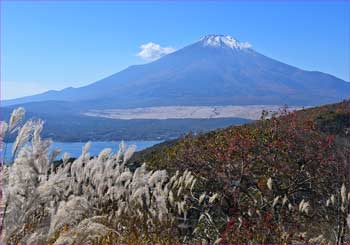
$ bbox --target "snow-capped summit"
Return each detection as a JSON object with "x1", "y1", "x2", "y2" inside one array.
[{"x1": 199, "y1": 34, "x2": 252, "y2": 49}]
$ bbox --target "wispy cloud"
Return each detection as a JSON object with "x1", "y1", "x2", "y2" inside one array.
[{"x1": 137, "y1": 42, "x2": 175, "y2": 61}]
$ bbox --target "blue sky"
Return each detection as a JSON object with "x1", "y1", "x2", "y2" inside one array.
[{"x1": 1, "y1": 1, "x2": 349, "y2": 99}]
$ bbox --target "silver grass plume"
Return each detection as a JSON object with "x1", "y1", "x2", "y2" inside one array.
[
  {"x1": 8, "y1": 107, "x2": 25, "y2": 132},
  {"x1": 0, "y1": 121, "x2": 8, "y2": 138},
  {"x1": 12, "y1": 120, "x2": 36, "y2": 155}
]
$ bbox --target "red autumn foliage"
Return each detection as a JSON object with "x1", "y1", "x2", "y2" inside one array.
[{"x1": 140, "y1": 101, "x2": 350, "y2": 243}]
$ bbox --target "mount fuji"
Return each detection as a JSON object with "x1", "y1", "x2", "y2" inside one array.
[{"x1": 4, "y1": 34, "x2": 349, "y2": 108}]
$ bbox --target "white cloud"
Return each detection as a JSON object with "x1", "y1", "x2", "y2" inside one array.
[{"x1": 137, "y1": 42, "x2": 175, "y2": 61}]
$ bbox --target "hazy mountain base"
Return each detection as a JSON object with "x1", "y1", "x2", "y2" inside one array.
[
  {"x1": 1, "y1": 103, "x2": 302, "y2": 142},
  {"x1": 1, "y1": 105, "x2": 250, "y2": 141}
]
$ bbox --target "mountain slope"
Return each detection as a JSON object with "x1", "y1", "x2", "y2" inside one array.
[{"x1": 4, "y1": 35, "x2": 349, "y2": 108}]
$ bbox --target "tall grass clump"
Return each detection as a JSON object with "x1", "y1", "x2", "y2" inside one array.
[{"x1": 0, "y1": 108, "x2": 220, "y2": 244}]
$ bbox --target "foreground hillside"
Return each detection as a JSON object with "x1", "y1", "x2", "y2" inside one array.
[
  {"x1": 133, "y1": 101, "x2": 350, "y2": 243},
  {"x1": 1, "y1": 101, "x2": 349, "y2": 244}
]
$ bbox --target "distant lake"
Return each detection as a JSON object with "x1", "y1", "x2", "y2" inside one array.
[{"x1": 1, "y1": 140, "x2": 163, "y2": 163}]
